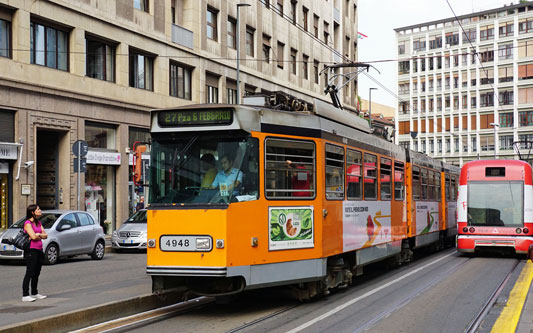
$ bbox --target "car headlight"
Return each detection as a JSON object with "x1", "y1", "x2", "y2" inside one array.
[
  {"x1": 112, "y1": 231, "x2": 118, "y2": 237},
  {"x1": 196, "y1": 237, "x2": 211, "y2": 250}
]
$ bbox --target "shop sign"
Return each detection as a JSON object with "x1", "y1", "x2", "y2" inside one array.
[
  {"x1": 86, "y1": 150, "x2": 121, "y2": 165},
  {"x1": 0, "y1": 144, "x2": 18, "y2": 160}
]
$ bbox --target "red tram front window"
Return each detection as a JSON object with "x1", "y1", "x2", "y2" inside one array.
[{"x1": 467, "y1": 181, "x2": 523, "y2": 227}]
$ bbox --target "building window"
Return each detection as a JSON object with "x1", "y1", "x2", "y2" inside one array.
[
  {"x1": 245, "y1": 26, "x2": 254, "y2": 57},
  {"x1": 398, "y1": 61, "x2": 410, "y2": 74},
  {"x1": 480, "y1": 92, "x2": 494, "y2": 107},
  {"x1": 85, "y1": 121, "x2": 116, "y2": 149},
  {"x1": 500, "y1": 135, "x2": 514, "y2": 150},
  {"x1": 429, "y1": 36, "x2": 442, "y2": 49},
  {"x1": 302, "y1": 54, "x2": 309, "y2": 80},
  {"x1": 520, "y1": 111, "x2": 533, "y2": 126},
  {"x1": 518, "y1": 87, "x2": 533, "y2": 104},
  {"x1": 313, "y1": 14, "x2": 319, "y2": 38},
  {"x1": 30, "y1": 21, "x2": 68, "y2": 70},
  {"x1": 206, "y1": 73, "x2": 219, "y2": 103},
  {"x1": 227, "y1": 17, "x2": 236, "y2": 49},
  {"x1": 290, "y1": 48, "x2": 297, "y2": 75},
  {"x1": 462, "y1": 29, "x2": 476, "y2": 43},
  {"x1": 313, "y1": 60, "x2": 319, "y2": 84},
  {"x1": 323, "y1": 21, "x2": 329, "y2": 44},
  {"x1": 398, "y1": 41, "x2": 406, "y2": 55},
  {"x1": 519, "y1": 18, "x2": 533, "y2": 34},
  {"x1": 170, "y1": 61, "x2": 192, "y2": 100},
  {"x1": 499, "y1": 22, "x2": 514, "y2": 37},
  {"x1": 454, "y1": 138, "x2": 459, "y2": 152},
  {"x1": 263, "y1": 34, "x2": 271, "y2": 63},
  {"x1": 290, "y1": 0, "x2": 297, "y2": 24},
  {"x1": 499, "y1": 90, "x2": 514, "y2": 105},
  {"x1": 480, "y1": 25, "x2": 494, "y2": 41},
  {"x1": 413, "y1": 38, "x2": 426, "y2": 52},
  {"x1": 134, "y1": 0, "x2": 148, "y2": 12},
  {"x1": 499, "y1": 112, "x2": 514, "y2": 128},
  {"x1": 302, "y1": 7, "x2": 308, "y2": 31},
  {"x1": 499, "y1": 66, "x2": 513, "y2": 82},
  {"x1": 0, "y1": 18, "x2": 10, "y2": 58},
  {"x1": 445, "y1": 32, "x2": 459, "y2": 46},
  {"x1": 519, "y1": 64, "x2": 533, "y2": 80},
  {"x1": 86, "y1": 36, "x2": 115, "y2": 82},
  {"x1": 129, "y1": 49, "x2": 154, "y2": 91},
  {"x1": 480, "y1": 136, "x2": 494, "y2": 151},
  {"x1": 277, "y1": 41, "x2": 284, "y2": 69},
  {"x1": 207, "y1": 6, "x2": 218, "y2": 41},
  {"x1": 498, "y1": 43, "x2": 513, "y2": 60}
]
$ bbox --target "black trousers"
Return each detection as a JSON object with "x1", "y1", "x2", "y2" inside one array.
[{"x1": 22, "y1": 249, "x2": 44, "y2": 297}]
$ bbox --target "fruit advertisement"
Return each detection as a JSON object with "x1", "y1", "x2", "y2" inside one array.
[
  {"x1": 342, "y1": 201, "x2": 392, "y2": 252},
  {"x1": 416, "y1": 202, "x2": 439, "y2": 235},
  {"x1": 269, "y1": 207, "x2": 314, "y2": 250}
]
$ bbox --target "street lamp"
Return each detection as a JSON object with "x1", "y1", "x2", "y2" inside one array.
[
  {"x1": 490, "y1": 122, "x2": 500, "y2": 159},
  {"x1": 369, "y1": 88, "x2": 378, "y2": 128},
  {"x1": 236, "y1": 3, "x2": 251, "y2": 105}
]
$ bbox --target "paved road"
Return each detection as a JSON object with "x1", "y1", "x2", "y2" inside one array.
[
  {"x1": 0, "y1": 249, "x2": 150, "y2": 328},
  {"x1": 129, "y1": 250, "x2": 522, "y2": 333}
]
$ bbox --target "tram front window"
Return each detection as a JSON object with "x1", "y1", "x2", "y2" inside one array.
[
  {"x1": 467, "y1": 181, "x2": 523, "y2": 227},
  {"x1": 149, "y1": 134, "x2": 259, "y2": 205}
]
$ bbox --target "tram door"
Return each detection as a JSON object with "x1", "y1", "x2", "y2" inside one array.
[{"x1": 36, "y1": 131, "x2": 60, "y2": 210}]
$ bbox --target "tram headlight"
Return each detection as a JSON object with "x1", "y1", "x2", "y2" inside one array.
[
  {"x1": 462, "y1": 227, "x2": 469, "y2": 233},
  {"x1": 148, "y1": 239, "x2": 156, "y2": 248},
  {"x1": 469, "y1": 227, "x2": 475, "y2": 233},
  {"x1": 216, "y1": 239, "x2": 225, "y2": 249},
  {"x1": 196, "y1": 238, "x2": 211, "y2": 250},
  {"x1": 524, "y1": 228, "x2": 529, "y2": 234},
  {"x1": 516, "y1": 228, "x2": 522, "y2": 234}
]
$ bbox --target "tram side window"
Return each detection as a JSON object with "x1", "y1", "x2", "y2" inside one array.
[
  {"x1": 364, "y1": 153, "x2": 377, "y2": 199},
  {"x1": 347, "y1": 149, "x2": 362, "y2": 200},
  {"x1": 325, "y1": 144, "x2": 344, "y2": 200},
  {"x1": 394, "y1": 161, "x2": 405, "y2": 200},
  {"x1": 451, "y1": 176, "x2": 457, "y2": 200},
  {"x1": 265, "y1": 138, "x2": 315, "y2": 199},
  {"x1": 380, "y1": 157, "x2": 392, "y2": 200},
  {"x1": 421, "y1": 168, "x2": 428, "y2": 200},
  {"x1": 412, "y1": 166, "x2": 421, "y2": 200},
  {"x1": 435, "y1": 172, "x2": 441, "y2": 201},
  {"x1": 445, "y1": 174, "x2": 451, "y2": 200},
  {"x1": 427, "y1": 170, "x2": 435, "y2": 201}
]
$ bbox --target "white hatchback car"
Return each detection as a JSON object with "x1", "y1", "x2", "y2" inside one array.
[
  {"x1": 0, "y1": 210, "x2": 106, "y2": 264},
  {"x1": 111, "y1": 209, "x2": 147, "y2": 251}
]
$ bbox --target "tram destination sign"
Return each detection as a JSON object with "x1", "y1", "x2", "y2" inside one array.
[{"x1": 158, "y1": 109, "x2": 233, "y2": 127}]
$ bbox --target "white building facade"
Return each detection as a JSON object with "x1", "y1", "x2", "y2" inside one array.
[{"x1": 395, "y1": 2, "x2": 533, "y2": 166}]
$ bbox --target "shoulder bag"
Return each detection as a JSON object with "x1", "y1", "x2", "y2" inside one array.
[{"x1": 12, "y1": 228, "x2": 31, "y2": 251}]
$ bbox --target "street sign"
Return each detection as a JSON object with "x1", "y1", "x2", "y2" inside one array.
[
  {"x1": 74, "y1": 157, "x2": 87, "y2": 173},
  {"x1": 72, "y1": 140, "x2": 89, "y2": 157}
]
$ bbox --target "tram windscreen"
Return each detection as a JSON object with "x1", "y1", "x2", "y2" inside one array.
[
  {"x1": 149, "y1": 133, "x2": 259, "y2": 205},
  {"x1": 467, "y1": 181, "x2": 523, "y2": 227}
]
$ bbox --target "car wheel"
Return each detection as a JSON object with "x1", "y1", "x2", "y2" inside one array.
[
  {"x1": 91, "y1": 240, "x2": 105, "y2": 260},
  {"x1": 44, "y1": 243, "x2": 59, "y2": 265}
]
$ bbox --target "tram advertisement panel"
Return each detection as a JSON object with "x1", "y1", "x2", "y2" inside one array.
[
  {"x1": 342, "y1": 201, "x2": 392, "y2": 252},
  {"x1": 269, "y1": 207, "x2": 314, "y2": 251},
  {"x1": 448, "y1": 202, "x2": 457, "y2": 228},
  {"x1": 416, "y1": 202, "x2": 439, "y2": 234}
]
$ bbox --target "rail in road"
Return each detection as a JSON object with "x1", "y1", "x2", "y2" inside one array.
[{"x1": 2, "y1": 250, "x2": 531, "y2": 332}]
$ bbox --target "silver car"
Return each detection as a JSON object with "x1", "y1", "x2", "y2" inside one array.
[
  {"x1": 111, "y1": 209, "x2": 147, "y2": 251},
  {"x1": 0, "y1": 210, "x2": 106, "y2": 265}
]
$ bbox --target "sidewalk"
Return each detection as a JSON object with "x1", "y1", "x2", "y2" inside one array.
[{"x1": 515, "y1": 261, "x2": 533, "y2": 333}]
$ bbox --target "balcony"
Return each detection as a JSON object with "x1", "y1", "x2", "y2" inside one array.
[{"x1": 172, "y1": 24, "x2": 194, "y2": 49}]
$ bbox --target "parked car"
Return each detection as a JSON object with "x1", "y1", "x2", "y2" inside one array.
[
  {"x1": 111, "y1": 209, "x2": 147, "y2": 251},
  {"x1": 0, "y1": 210, "x2": 106, "y2": 264}
]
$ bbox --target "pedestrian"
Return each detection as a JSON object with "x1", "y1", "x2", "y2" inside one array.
[
  {"x1": 136, "y1": 195, "x2": 145, "y2": 211},
  {"x1": 22, "y1": 204, "x2": 48, "y2": 302}
]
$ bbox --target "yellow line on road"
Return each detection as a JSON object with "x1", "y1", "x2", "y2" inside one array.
[{"x1": 491, "y1": 261, "x2": 533, "y2": 333}]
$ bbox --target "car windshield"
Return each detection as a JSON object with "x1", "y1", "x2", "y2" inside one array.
[
  {"x1": 467, "y1": 181, "x2": 523, "y2": 227},
  {"x1": 149, "y1": 132, "x2": 259, "y2": 205},
  {"x1": 126, "y1": 210, "x2": 147, "y2": 223},
  {"x1": 11, "y1": 213, "x2": 61, "y2": 229}
]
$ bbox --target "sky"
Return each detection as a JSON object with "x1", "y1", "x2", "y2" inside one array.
[{"x1": 357, "y1": 0, "x2": 519, "y2": 107}]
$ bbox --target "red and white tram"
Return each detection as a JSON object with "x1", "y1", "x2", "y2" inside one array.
[{"x1": 456, "y1": 160, "x2": 533, "y2": 254}]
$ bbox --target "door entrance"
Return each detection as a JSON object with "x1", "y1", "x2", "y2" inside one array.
[{"x1": 36, "y1": 131, "x2": 59, "y2": 210}]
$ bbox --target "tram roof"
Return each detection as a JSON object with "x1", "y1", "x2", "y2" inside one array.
[{"x1": 151, "y1": 102, "x2": 406, "y2": 160}]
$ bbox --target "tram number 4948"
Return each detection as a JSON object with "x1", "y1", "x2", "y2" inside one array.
[{"x1": 160, "y1": 235, "x2": 196, "y2": 251}]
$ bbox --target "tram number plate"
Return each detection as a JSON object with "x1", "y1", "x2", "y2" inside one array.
[{"x1": 160, "y1": 236, "x2": 197, "y2": 251}]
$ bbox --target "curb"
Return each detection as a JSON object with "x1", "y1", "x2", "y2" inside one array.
[{"x1": 0, "y1": 290, "x2": 186, "y2": 333}]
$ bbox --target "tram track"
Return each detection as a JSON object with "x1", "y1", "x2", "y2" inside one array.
[{"x1": 463, "y1": 258, "x2": 520, "y2": 333}]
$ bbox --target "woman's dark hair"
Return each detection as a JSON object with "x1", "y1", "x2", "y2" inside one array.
[
  {"x1": 26, "y1": 204, "x2": 40, "y2": 221},
  {"x1": 201, "y1": 153, "x2": 215, "y2": 166}
]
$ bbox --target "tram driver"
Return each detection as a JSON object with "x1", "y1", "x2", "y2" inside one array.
[{"x1": 211, "y1": 155, "x2": 243, "y2": 196}]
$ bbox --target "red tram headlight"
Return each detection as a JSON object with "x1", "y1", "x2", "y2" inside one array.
[
  {"x1": 469, "y1": 227, "x2": 475, "y2": 233},
  {"x1": 463, "y1": 227, "x2": 469, "y2": 233},
  {"x1": 524, "y1": 228, "x2": 529, "y2": 234},
  {"x1": 516, "y1": 228, "x2": 522, "y2": 234}
]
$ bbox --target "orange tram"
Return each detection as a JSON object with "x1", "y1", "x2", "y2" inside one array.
[
  {"x1": 144, "y1": 97, "x2": 460, "y2": 299},
  {"x1": 456, "y1": 160, "x2": 533, "y2": 254}
]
